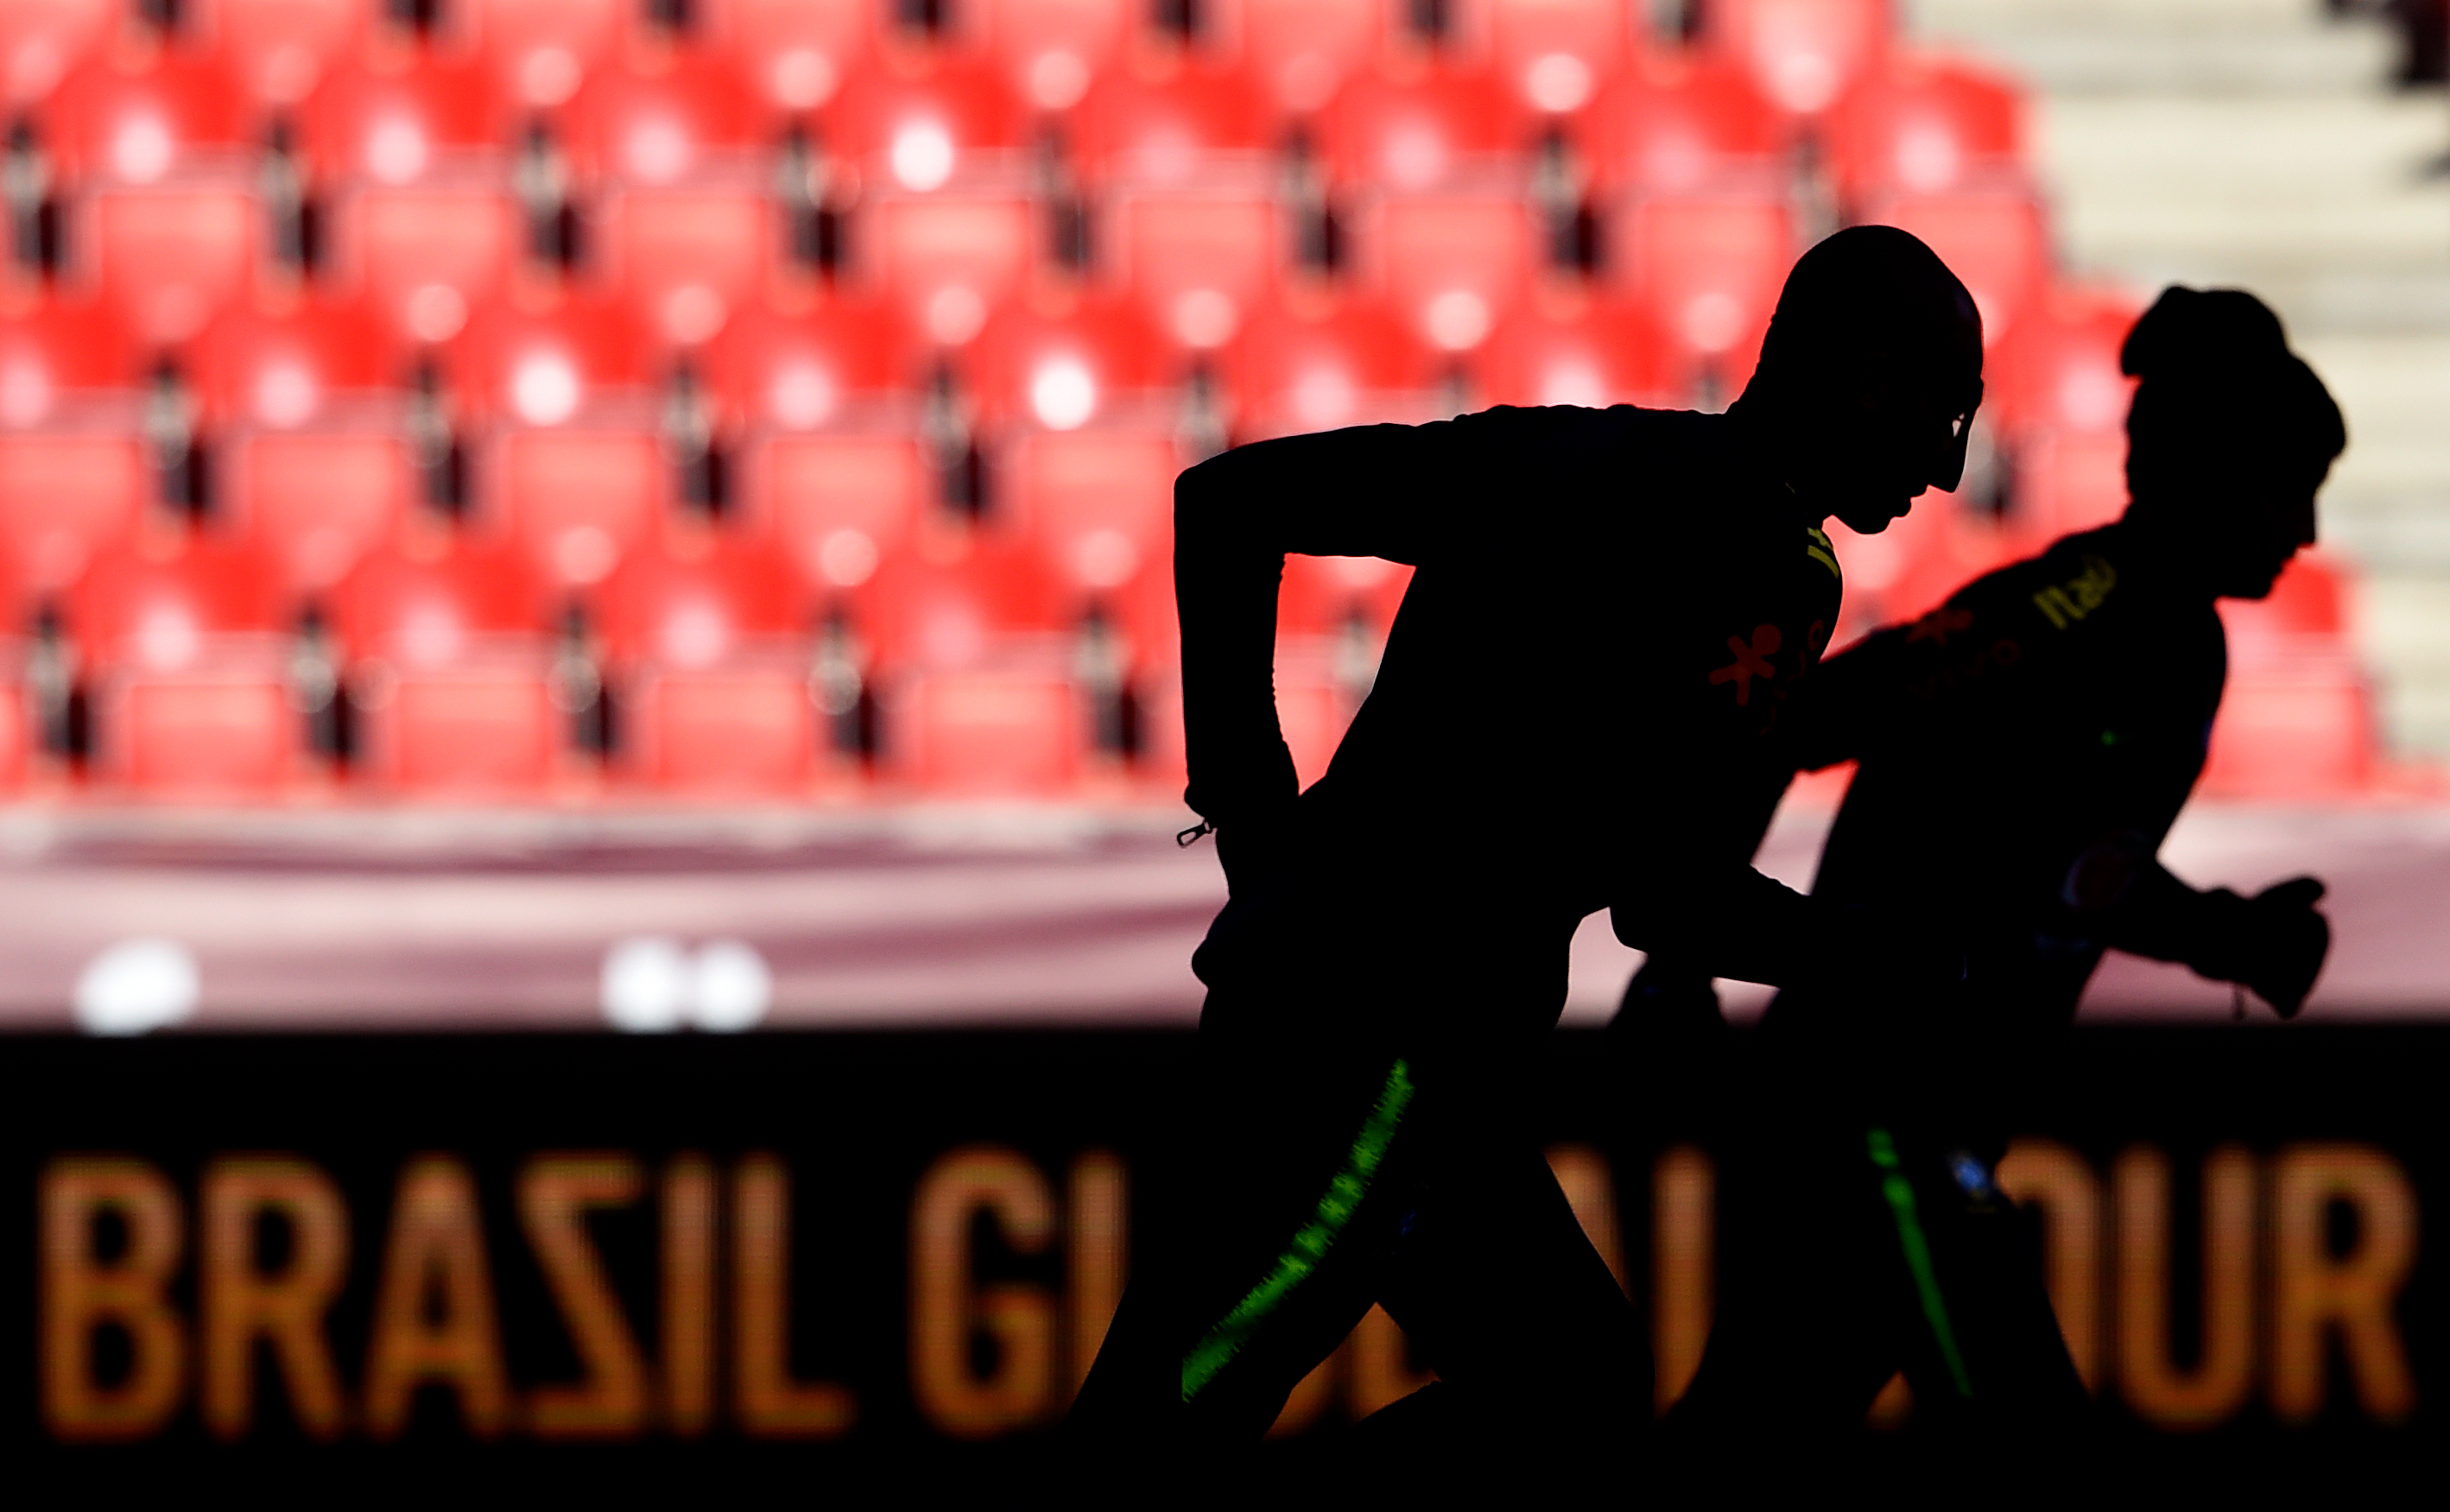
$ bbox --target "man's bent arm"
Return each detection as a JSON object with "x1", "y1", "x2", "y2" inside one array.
[{"x1": 1175, "y1": 421, "x2": 1475, "y2": 827}]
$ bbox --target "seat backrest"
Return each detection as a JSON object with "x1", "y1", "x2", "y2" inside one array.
[
  {"x1": 1613, "y1": 187, "x2": 1794, "y2": 371},
  {"x1": 864, "y1": 190, "x2": 1036, "y2": 348},
  {"x1": 1075, "y1": 67, "x2": 1272, "y2": 187},
  {"x1": 1358, "y1": 192, "x2": 1535, "y2": 355},
  {"x1": 98, "y1": 643, "x2": 298, "y2": 795},
  {"x1": 1005, "y1": 426, "x2": 1177, "y2": 600},
  {"x1": 1477, "y1": 300, "x2": 1674, "y2": 409},
  {"x1": 1, "y1": 0, "x2": 112, "y2": 106},
  {"x1": 87, "y1": 180, "x2": 260, "y2": 346},
  {"x1": 598, "y1": 536, "x2": 800, "y2": 668},
  {"x1": 602, "y1": 185, "x2": 774, "y2": 350},
  {"x1": 1489, "y1": 0, "x2": 1630, "y2": 117},
  {"x1": 830, "y1": 57, "x2": 1027, "y2": 193},
  {"x1": 71, "y1": 537, "x2": 279, "y2": 673},
  {"x1": 1107, "y1": 187, "x2": 1282, "y2": 353},
  {"x1": 335, "y1": 537, "x2": 543, "y2": 667},
  {"x1": 212, "y1": 0, "x2": 367, "y2": 106},
  {"x1": 231, "y1": 429, "x2": 412, "y2": 595},
  {"x1": 1823, "y1": 53, "x2": 2023, "y2": 203},
  {"x1": 1232, "y1": 0, "x2": 1383, "y2": 116},
  {"x1": 751, "y1": 432, "x2": 927, "y2": 595},
  {"x1": 1585, "y1": 55, "x2": 1782, "y2": 194},
  {"x1": 1706, "y1": 0, "x2": 1892, "y2": 119},
  {"x1": 709, "y1": 301, "x2": 906, "y2": 429},
  {"x1": 567, "y1": 55, "x2": 757, "y2": 185},
  {"x1": 984, "y1": 0, "x2": 1131, "y2": 113},
  {"x1": 0, "y1": 305, "x2": 136, "y2": 426},
  {"x1": 1320, "y1": 67, "x2": 1516, "y2": 191},
  {"x1": 724, "y1": 0, "x2": 871, "y2": 111},
  {"x1": 303, "y1": 54, "x2": 498, "y2": 185},
  {"x1": 338, "y1": 181, "x2": 519, "y2": 346},
  {"x1": 194, "y1": 301, "x2": 394, "y2": 428},
  {"x1": 967, "y1": 300, "x2": 1162, "y2": 428},
  {"x1": 0, "y1": 431, "x2": 146, "y2": 597},
  {"x1": 47, "y1": 53, "x2": 244, "y2": 182},
  {"x1": 472, "y1": 0, "x2": 626, "y2": 109},
  {"x1": 892, "y1": 659, "x2": 1083, "y2": 795},
  {"x1": 491, "y1": 427, "x2": 666, "y2": 587},
  {"x1": 1225, "y1": 301, "x2": 1430, "y2": 436}
]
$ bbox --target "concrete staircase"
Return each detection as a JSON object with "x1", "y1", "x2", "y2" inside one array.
[{"x1": 1913, "y1": 0, "x2": 2450, "y2": 756}]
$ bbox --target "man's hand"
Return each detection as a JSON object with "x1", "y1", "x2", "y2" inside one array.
[{"x1": 2234, "y1": 876, "x2": 2331, "y2": 1018}]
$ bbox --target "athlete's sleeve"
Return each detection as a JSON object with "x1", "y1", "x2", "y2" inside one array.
[
  {"x1": 1174, "y1": 416, "x2": 1485, "y2": 829},
  {"x1": 1787, "y1": 554, "x2": 2072, "y2": 771}
]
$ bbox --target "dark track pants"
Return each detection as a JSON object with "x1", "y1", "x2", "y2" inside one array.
[
  {"x1": 1066, "y1": 982, "x2": 1649, "y2": 1490},
  {"x1": 1666, "y1": 1098, "x2": 2092, "y2": 1485}
]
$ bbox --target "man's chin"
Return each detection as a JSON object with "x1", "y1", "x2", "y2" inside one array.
[{"x1": 1829, "y1": 497, "x2": 1917, "y2": 535}]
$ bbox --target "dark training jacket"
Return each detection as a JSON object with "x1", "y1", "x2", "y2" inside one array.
[
  {"x1": 1788, "y1": 520, "x2": 2228, "y2": 1034},
  {"x1": 1175, "y1": 404, "x2": 1844, "y2": 1015}
]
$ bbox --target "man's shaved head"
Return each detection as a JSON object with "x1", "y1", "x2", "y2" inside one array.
[
  {"x1": 1757, "y1": 225, "x2": 1984, "y2": 406},
  {"x1": 1735, "y1": 226, "x2": 1987, "y2": 534}
]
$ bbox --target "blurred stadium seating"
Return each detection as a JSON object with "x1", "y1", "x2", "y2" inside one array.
[{"x1": 0, "y1": 0, "x2": 2389, "y2": 803}]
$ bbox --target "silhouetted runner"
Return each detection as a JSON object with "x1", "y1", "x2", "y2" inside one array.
[
  {"x1": 1649, "y1": 286, "x2": 2343, "y2": 1470},
  {"x1": 1067, "y1": 226, "x2": 1984, "y2": 1490}
]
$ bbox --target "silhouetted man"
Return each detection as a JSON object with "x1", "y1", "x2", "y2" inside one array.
[
  {"x1": 1649, "y1": 286, "x2": 2343, "y2": 1465},
  {"x1": 1067, "y1": 226, "x2": 1984, "y2": 1485}
]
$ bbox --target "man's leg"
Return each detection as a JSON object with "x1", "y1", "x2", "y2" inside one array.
[
  {"x1": 1067, "y1": 990, "x2": 1431, "y2": 1460},
  {"x1": 1343, "y1": 1137, "x2": 1651, "y2": 1493}
]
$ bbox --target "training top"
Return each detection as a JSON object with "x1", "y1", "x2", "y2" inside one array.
[
  {"x1": 1790, "y1": 520, "x2": 2227, "y2": 1030},
  {"x1": 1175, "y1": 403, "x2": 1844, "y2": 1001}
]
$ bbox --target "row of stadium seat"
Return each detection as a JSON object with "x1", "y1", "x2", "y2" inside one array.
[{"x1": 7, "y1": 0, "x2": 1904, "y2": 137}]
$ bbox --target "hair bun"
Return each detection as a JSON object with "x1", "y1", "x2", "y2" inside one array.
[{"x1": 2120, "y1": 285, "x2": 2291, "y2": 380}]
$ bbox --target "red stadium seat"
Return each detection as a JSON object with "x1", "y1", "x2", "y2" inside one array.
[
  {"x1": 337, "y1": 539, "x2": 560, "y2": 793},
  {"x1": 1823, "y1": 53, "x2": 2022, "y2": 204},
  {"x1": 1074, "y1": 66, "x2": 1272, "y2": 187},
  {"x1": 1235, "y1": 0, "x2": 1383, "y2": 116},
  {"x1": 1320, "y1": 66, "x2": 1517, "y2": 191},
  {"x1": 335, "y1": 180, "x2": 520, "y2": 346},
  {"x1": 0, "y1": 429, "x2": 146, "y2": 598},
  {"x1": 2, "y1": 0, "x2": 111, "y2": 106},
  {"x1": 830, "y1": 56, "x2": 1028, "y2": 192},
  {"x1": 93, "y1": 641, "x2": 299, "y2": 795},
  {"x1": 472, "y1": 0, "x2": 624, "y2": 109},
  {"x1": 86, "y1": 177, "x2": 260, "y2": 345},
  {"x1": 1225, "y1": 299, "x2": 1431, "y2": 438},
  {"x1": 74, "y1": 540, "x2": 292, "y2": 796},
  {"x1": 864, "y1": 542, "x2": 1057, "y2": 671},
  {"x1": 891, "y1": 653, "x2": 1085, "y2": 794},
  {"x1": 566, "y1": 55, "x2": 758, "y2": 184},
  {"x1": 1855, "y1": 179, "x2": 2048, "y2": 346},
  {"x1": 1005, "y1": 424, "x2": 1177, "y2": 605},
  {"x1": 1612, "y1": 187, "x2": 1793, "y2": 390},
  {"x1": 708, "y1": 301, "x2": 905, "y2": 428},
  {"x1": 1489, "y1": 0, "x2": 1630, "y2": 117},
  {"x1": 212, "y1": 0, "x2": 368, "y2": 107},
  {"x1": 1107, "y1": 183, "x2": 1282, "y2": 353},
  {"x1": 0, "y1": 304, "x2": 136, "y2": 425},
  {"x1": 966, "y1": 298, "x2": 1163, "y2": 428},
  {"x1": 1585, "y1": 53, "x2": 1782, "y2": 194},
  {"x1": 984, "y1": 0, "x2": 1130, "y2": 113},
  {"x1": 601, "y1": 536, "x2": 814, "y2": 793},
  {"x1": 304, "y1": 54, "x2": 497, "y2": 186},
  {"x1": 1707, "y1": 0, "x2": 1892, "y2": 119},
  {"x1": 70, "y1": 535, "x2": 280, "y2": 669},
  {"x1": 602, "y1": 183, "x2": 775, "y2": 350},
  {"x1": 864, "y1": 189, "x2": 1036, "y2": 348},
  {"x1": 192, "y1": 301, "x2": 394, "y2": 428},
  {"x1": 725, "y1": 0, "x2": 870, "y2": 112},
  {"x1": 447, "y1": 295, "x2": 647, "y2": 422},
  {"x1": 1358, "y1": 191, "x2": 1536, "y2": 356},
  {"x1": 1476, "y1": 298, "x2": 1673, "y2": 408},
  {"x1": 2007, "y1": 427, "x2": 2124, "y2": 541},
  {"x1": 598, "y1": 531, "x2": 800, "y2": 664},
  {"x1": 491, "y1": 425, "x2": 666, "y2": 587},
  {"x1": 748, "y1": 432, "x2": 927, "y2": 598},
  {"x1": 230, "y1": 429, "x2": 413, "y2": 595},
  {"x1": 46, "y1": 52, "x2": 244, "y2": 182}
]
